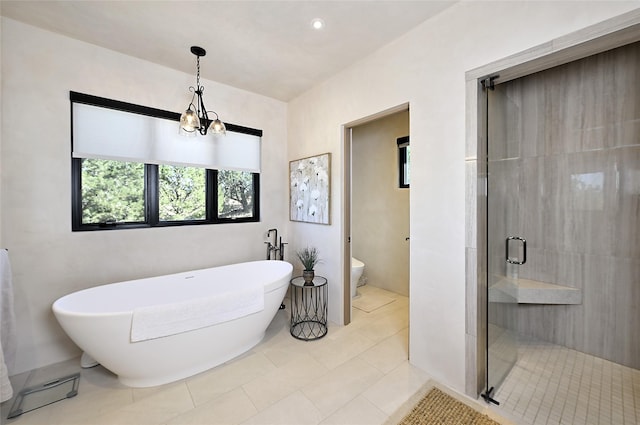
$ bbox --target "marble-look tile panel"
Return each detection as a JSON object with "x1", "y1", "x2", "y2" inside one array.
[
  {"x1": 464, "y1": 333, "x2": 482, "y2": 397},
  {"x1": 518, "y1": 156, "x2": 544, "y2": 256},
  {"x1": 612, "y1": 146, "x2": 640, "y2": 259},
  {"x1": 539, "y1": 150, "x2": 613, "y2": 256},
  {"x1": 465, "y1": 247, "x2": 477, "y2": 336},
  {"x1": 611, "y1": 257, "x2": 640, "y2": 367},
  {"x1": 487, "y1": 158, "x2": 520, "y2": 282},
  {"x1": 488, "y1": 86, "x2": 522, "y2": 161},
  {"x1": 519, "y1": 75, "x2": 546, "y2": 159},
  {"x1": 465, "y1": 159, "x2": 477, "y2": 249},
  {"x1": 518, "y1": 248, "x2": 585, "y2": 290},
  {"x1": 543, "y1": 58, "x2": 588, "y2": 155}
]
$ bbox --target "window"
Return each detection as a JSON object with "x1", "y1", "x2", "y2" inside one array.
[
  {"x1": 71, "y1": 92, "x2": 261, "y2": 231},
  {"x1": 398, "y1": 136, "x2": 410, "y2": 188},
  {"x1": 217, "y1": 170, "x2": 257, "y2": 220},
  {"x1": 159, "y1": 165, "x2": 206, "y2": 221},
  {"x1": 81, "y1": 159, "x2": 146, "y2": 225}
]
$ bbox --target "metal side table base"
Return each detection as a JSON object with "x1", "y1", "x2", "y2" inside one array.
[{"x1": 289, "y1": 275, "x2": 328, "y2": 340}]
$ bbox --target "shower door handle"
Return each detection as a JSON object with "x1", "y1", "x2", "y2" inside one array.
[{"x1": 506, "y1": 236, "x2": 526, "y2": 265}]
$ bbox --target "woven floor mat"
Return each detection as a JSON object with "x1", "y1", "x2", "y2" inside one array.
[{"x1": 394, "y1": 387, "x2": 501, "y2": 425}]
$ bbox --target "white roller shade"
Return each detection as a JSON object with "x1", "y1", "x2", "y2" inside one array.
[{"x1": 72, "y1": 102, "x2": 261, "y2": 172}]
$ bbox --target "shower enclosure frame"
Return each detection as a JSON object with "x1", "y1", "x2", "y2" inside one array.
[{"x1": 463, "y1": 10, "x2": 640, "y2": 400}]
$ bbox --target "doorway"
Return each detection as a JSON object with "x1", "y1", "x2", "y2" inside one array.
[{"x1": 342, "y1": 104, "x2": 410, "y2": 324}]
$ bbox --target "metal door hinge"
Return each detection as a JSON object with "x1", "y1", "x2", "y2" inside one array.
[{"x1": 481, "y1": 75, "x2": 498, "y2": 91}]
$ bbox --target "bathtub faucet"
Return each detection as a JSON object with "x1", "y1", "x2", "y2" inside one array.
[
  {"x1": 268, "y1": 228, "x2": 278, "y2": 247},
  {"x1": 265, "y1": 242, "x2": 274, "y2": 260},
  {"x1": 266, "y1": 229, "x2": 278, "y2": 260},
  {"x1": 267, "y1": 228, "x2": 287, "y2": 311},
  {"x1": 266, "y1": 229, "x2": 287, "y2": 260},
  {"x1": 278, "y1": 237, "x2": 287, "y2": 261}
]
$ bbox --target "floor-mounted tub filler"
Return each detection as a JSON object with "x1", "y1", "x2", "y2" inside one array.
[{"x1": 52, "y1": 260, "x2": 293, "y2": 387}]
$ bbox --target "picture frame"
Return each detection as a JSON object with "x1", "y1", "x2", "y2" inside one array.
[{"x1": 289, "y1": 153, "x2": 331, "y2": 224}]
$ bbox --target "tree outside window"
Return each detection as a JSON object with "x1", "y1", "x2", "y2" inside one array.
[
  {"x1": 81, "y1": 159, "x2": 145, "y2": 224},
  {"x1": 75, "y1": 161, "x2": 259, "y2": 230},
  {"x1": 217, "y1": 170, "x2": 254, "y2": 219},
  {"x1": 159, "y1": 165, "x2": 206, "y2": 221}
]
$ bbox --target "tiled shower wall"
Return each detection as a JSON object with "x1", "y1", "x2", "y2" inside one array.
[{"x1": 488, "y1": 41, "x2": 640, "y2": 369}]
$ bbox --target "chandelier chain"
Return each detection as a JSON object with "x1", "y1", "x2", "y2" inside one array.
[{"x1": 196, "y1": 56, "x2": 201, "y2": 90}]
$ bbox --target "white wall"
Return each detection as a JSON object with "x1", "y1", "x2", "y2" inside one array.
[
  {"x1": 0, "y1": 18, "x2": 288, "y2": 374},
  {"x1": 287, "y1": 1, "x2": 639, "y2": 393}
]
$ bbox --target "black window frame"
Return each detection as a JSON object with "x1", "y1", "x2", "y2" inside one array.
[{"x1": 70, "y1": 91, "x2": 261, "y2": 231}]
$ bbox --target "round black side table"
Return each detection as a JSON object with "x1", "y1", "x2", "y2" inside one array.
[{"x1": 289, "y1": 276, "x2": 328, "y2": 340}]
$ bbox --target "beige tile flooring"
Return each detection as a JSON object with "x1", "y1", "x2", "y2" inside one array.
[
  {"x1": 1, "y1": 286, "x2": 435, "y2": 425},
  {"x1": 9, "y1": 285, "x2": 633, "y2": 425},
  {"x1": 494, "y1": 337, "x2": 640, "y2": 425}
]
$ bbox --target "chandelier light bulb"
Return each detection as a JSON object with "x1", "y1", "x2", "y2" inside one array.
[
  {"x1": 179, "y1": 108, "x2": 200, "y2": 133},
  {"x1": 209, "y1": 118, "x2": 226, "y2": 135}
]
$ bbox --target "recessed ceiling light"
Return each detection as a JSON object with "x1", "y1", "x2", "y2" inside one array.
[{"x1": 311, "y1": 18, "x2": 325, "y2": 30}]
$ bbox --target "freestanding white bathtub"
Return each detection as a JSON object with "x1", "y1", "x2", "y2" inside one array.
[{"x1": 52, "y1": 260, "x2": 292, "y2": 387}]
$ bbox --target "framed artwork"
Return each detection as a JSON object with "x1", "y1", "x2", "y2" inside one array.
[{"x1": 289, "y1": 153, "x2": 330, "y2": 224}]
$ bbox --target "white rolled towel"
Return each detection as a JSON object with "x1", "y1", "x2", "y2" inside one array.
[
  {"x1": 130, "y1": 280, "x2": 264, "y2": 342},
  {"x1": 0, "y1": 349, "x2": 12, "y2": 402},
  {"x1": 0, "y1": 249, "x2": 16, "y2": 402}
]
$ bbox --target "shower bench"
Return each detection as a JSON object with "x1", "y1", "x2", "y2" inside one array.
[{"x1": 489, "y1": 277, "x2": 582, "y2": 305}]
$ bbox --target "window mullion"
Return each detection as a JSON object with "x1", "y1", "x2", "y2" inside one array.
[
  {"x1": 71, "y1": 158, "x2": 83, "y2": 229},
  {"x1": 209, "y1": 169, "x2": 218, "y2": 223},
  {"x1": 147, "y1": 164, "x2": 159, "y2": 225},
  {"x1": 252, "y1": 172, "x2": 260, "y2": 221}
]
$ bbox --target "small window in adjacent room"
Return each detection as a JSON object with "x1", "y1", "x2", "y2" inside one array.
[{"x1": 398, "y1": 136, "x2": 410, "y2": 188}]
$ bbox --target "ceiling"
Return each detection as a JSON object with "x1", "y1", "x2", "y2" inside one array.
[{"x1": 0, "y1": 1, "x2": 455, "y2": 101}]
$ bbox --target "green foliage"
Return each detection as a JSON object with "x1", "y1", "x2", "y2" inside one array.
[
  {"x1": 218, "y1": 170, "x2": 253, "y2": 218},
  {"x1": 159, "y1": 165, "x2": 206, "y2": 221},
  {"x1": 296, "y1": 246, "x2": 320, "y2": 271},
  {"x1": 81, "y1": 159, "x2": 145, "y2": 223},
  {"x1": 81, "y1": 160, "x2": 256, "y2": 224}
]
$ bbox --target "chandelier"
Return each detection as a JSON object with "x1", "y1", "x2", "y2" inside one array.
[{"x1": 179, "y1": 46, "x2": 226, "y2": 136}]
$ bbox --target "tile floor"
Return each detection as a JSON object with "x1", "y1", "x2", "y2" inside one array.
[
  {"x1": 1, "y1": 286, "x2": 434, "y2": 425},
  {"x1": 7, "y1": 285, "x2": 632, "y2": 425},
  {"x1": 494, "y1": 337, "x2": 640, "y2": 425}
]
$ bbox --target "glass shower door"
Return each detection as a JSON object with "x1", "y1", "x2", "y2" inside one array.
[{"x1": 484, "y1": 82, "x2": 522, "y2": 403}]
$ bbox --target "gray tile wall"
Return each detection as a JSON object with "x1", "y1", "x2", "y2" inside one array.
[{"x1": 491, "y1": 41, "x2": 640, "y2": 369}]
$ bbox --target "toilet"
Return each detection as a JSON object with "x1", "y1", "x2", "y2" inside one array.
[{"x1": 351, "y1": 257, "x2": 365, "y2": 298}]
